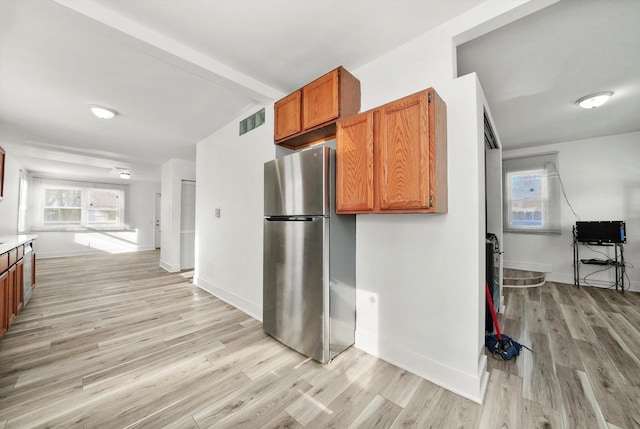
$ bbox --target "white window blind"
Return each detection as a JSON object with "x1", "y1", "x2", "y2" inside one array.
[{"x1": 503, "y1": 152, "x2": 561, "y2": 234}]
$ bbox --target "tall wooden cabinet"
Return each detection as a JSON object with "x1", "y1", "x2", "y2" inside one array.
[
  {"x1": 274, "y1": 67, "x2": 361, "y2": 149},
  {"x1": 337, "y1": 88, "x2": 447, "y2": 214}
]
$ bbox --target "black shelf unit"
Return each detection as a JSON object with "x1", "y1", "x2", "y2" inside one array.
[{"x1": 572, "y1": 225, "x2": 626, "y2": 293}]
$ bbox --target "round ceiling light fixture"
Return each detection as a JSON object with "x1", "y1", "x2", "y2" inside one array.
[
  {"x1": 575, "y1": 91, "x2": 613, "y2": 109},
  {"x1": 113, "y1": 167, "x2": 131, "y2": 179},
  {"x1": 89, "y1": 105, "x2": 118, "y2": 119}
]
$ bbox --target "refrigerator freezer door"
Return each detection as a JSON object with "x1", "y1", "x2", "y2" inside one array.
[
  {"x1": 263, "y1": 217, "x2": 327, "y2": 362},
  {"x1": 264, "y1": 147, "x2": 329, "y2": 216}
]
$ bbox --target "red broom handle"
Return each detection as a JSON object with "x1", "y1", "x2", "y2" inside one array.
[{"x1": 485, "y1": 282, "x2": 502, "y2": 340}]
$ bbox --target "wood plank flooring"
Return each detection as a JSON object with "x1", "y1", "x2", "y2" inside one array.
[{"x1": 1, "y1": 251, "x2": 639, "y2": 428}]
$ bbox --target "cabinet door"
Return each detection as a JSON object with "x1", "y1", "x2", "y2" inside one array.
[
  {"x1": 274, "y1": 91, "x2": 302, "y2": 141},
  {"x1": 376, "y1": 92, "x2": 430, "y2": 211},
  {"x1": 336, "y1": 111, "x2": 374, "y2": 213},
  {"x1": 7, "y1": 265, "x2": 15, "y2": 325},
  {"x1": 303, "y1": 69, "x2": 339, "y2": 129},
  {"x1": 32, "y1": 252, "x2": 36, "y2": 288},
  {"x1": 0, "y1": 271, "x2": 7, "y2": 336},
  {"x1": 16, "y1": 259, "x2": 23, "y2": 314}
]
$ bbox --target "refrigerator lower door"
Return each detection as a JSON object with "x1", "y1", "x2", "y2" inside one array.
[{"x1": 263, "y1": 217, "x2": 328, "y2": 362}]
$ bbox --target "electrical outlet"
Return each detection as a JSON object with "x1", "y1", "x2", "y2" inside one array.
[{"x1": 215, "y1": 208, "x2": 221, "y2": 218}]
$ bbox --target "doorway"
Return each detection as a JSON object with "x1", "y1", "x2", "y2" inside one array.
[
  {"x1": 155, "y1": 193, "x2": 161, "y2": 249},
  {"x1": 180, "y1": 180, "x2": 196, "y2": 270}
]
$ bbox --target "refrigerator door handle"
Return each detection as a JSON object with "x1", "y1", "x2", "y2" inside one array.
[{"x1": 265, "y1": 216, "x2": 320, "y2": 222}]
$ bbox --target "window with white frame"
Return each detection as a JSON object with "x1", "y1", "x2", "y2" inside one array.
[
  {"x1": 34, "y1": 178, "x2": 126, "y2": 229},
  {"x1": 88, "y1": 189, "x2": 121, "y2": 224},
  {"x1": 43, "y1": 187, "x2": 82, "y2": 225},
  {"x1": 503, "y1": 152, "x2": 560, "y2": 234}
]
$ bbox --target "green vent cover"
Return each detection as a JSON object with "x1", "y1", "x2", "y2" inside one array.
[{"x1": 239, "y1": 108, "x2": 265, "y2": 136}]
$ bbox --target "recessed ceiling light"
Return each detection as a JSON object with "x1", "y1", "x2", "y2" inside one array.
[
  {"x1": 120, "y1": 172, "x2": 131, "y2": 179},
  {"x1": 89, "y1": 105, "x2": 118, "y2": 119},
  {"x1": 575, "y1": 92, "x2": 613, "y2": 109}
]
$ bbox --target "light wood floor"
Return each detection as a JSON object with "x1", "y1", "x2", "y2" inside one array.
[{"x1": 1, "y1": 251, "x2": 639, "y2": 428}]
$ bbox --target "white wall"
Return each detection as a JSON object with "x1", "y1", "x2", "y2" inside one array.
[
  {"x1": 502, "y1": 131, "x2": 640, "y2": 292},
  {"x1": 191, "y1": 0, "x2": 549, "y2": 404},
  {"x1": 0, "y1": 151, "x2": 23, "y2": 236},
  {"x1": 194, "y1": 106, "x2": 274, "y2": 320},
  {"x1": 160, "y1": 158, "x2": 196, "y2": 272},
  {"x1": 351, "y1": 26, "x2": 492, "y2": 401}
]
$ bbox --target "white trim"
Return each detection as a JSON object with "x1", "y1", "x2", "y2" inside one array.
[
  {"x1": 547, "y1": 273, "x2": 639, "y2": 293},
  {"x1": 159, "y1": 259, "x2": 179, "y2": 273},
  {"x1": 504, "y1": 260, "x2": 552, "y2": 273},
  {"x1": 38, "y1": 246, "x2": 155, "y2": 259},
  {"x1": 194, "y1": 275, "x2": 262, "y2": 322},
  {"x1": 355, "y1": 327, "x2": 489, "y2": 404}
]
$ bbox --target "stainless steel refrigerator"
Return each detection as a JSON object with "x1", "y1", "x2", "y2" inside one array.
[{"x1": 263, "y1": 145, "x2": 355, "y2": 363}]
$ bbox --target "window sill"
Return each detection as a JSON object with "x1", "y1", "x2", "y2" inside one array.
[
  {"x1": 504, "y1": 229, "x2": 561, "y2": 235},
  {"x1": 31, "y1": 226, "x2": 133, "y2": 233}
]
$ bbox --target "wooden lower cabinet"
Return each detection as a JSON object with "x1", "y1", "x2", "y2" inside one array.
[
  {"x1": 16, "y1": 258, "x2": 23, "y2": 314},
  {"x1": 32, "y1": 251, "x2": 36, "y2": 289},
  {"x1": 0, "y1": 240, "x2": 34, "y2": 340},
  {"x1": 336, "y1": 88, "x2": 447, "y2": 214},
  {"x1": 7, "y1": 264, "x2": 15, "y2": 326}
]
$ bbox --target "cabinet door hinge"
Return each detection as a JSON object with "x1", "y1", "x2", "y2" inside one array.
[
  {"x1": 429, "y1": 196, "x2": 433, "y2": 207},
  {"x1": 428, "y1": 92, "x2": 432, "y2": 103}
]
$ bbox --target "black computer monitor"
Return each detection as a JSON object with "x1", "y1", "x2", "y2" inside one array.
[{"x1": 575, "y1": 221, "x2": 626, "y2": 244}]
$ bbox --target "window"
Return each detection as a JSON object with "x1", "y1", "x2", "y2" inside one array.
[
  {"x1": 88, "y1": 190, "x2": 121, "y2": 224},
  {"x1": 44, "y1": 188, "x2": 82, "y2": 224},
  {"x1": 33, "y1": 178, "x2": 126, "y2": 230},
  {"x1": 503, "y1": 153, "x2": 560, "y2": 233}
]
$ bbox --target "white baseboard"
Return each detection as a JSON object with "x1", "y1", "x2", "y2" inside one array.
[
  {"x1": 37, "y1": 249, "x2": 105, "y2": 259},
  {"x1": 547, "y1": 272, "x2": 640, "y2": 293},
  {"x1": 504, "y1": 260, "x2": 552, "y2": 273},
  {"x1": 38, "y1": 246, "x2": 157, "y2": 259},
  {"x1": 159, "y1": 259, "x2": 180, "y2": 273},
  {"x1": 355, "y1": 327, "x2": 489, "y2": 404},
  {"x1": 194, "y1": 275, "x2": 262, "y2": 322}
]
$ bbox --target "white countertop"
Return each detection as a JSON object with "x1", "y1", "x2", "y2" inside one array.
[{"x1": 0, "y1": 235, "x2": 38, "y2": 254}]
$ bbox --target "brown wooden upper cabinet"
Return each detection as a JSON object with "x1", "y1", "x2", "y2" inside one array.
[
  {"x1": 273, "y1": 91, "x2": 301, "y2": 141},
  {"x1": 337, "y1": 88, "x2": 447, "y2": 214},
  {"x1": 274, "y1": 67, "x2": 361, "y2": 149}
]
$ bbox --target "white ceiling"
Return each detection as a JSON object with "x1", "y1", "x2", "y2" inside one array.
[
  {"x1": 1, "y1": 0, "x2": 638, "y2": 183},
  {"x1": 457, "y1": 0, "x2": 640, "y2": 149},
  {"x1": 0, "y1": 0, "x2": 484, "y2": 182}
]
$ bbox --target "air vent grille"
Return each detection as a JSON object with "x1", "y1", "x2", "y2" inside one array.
[{"x1": 239, "y1": 108, "x2": 265, "y2": 136}]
